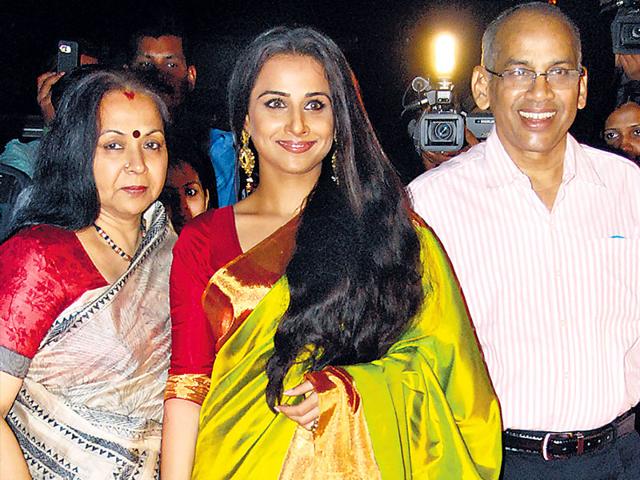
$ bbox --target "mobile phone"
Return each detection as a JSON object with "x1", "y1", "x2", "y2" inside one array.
[{"x1": 56, "y1": 40, "x2": 79, "y2": 73}]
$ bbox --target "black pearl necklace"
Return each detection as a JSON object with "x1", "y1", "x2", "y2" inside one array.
[{"x1": 92, "y1": 222, "x2": 145, "y2": 262}]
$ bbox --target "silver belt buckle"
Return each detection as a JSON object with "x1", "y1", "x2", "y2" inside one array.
[
  {"x1": 542, "y1": 431, "x2": 584, "y2": 461},
  {"x1": 542, "y1": 432, "x2": 552, "y2": 461}
]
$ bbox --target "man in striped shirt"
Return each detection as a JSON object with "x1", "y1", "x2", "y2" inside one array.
[{"x1": 409, "y1": 3, "x2": 640, "y2": 479}]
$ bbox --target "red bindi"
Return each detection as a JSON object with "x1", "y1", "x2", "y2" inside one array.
[
  {"x1": 132, "y1": 130, "x2": 141, "y2": 138},
  {"x1": 123, "y1": 90, "x2": 135, "y2": 100}
]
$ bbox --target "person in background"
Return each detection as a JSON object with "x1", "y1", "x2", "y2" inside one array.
[
  {"x1": 162, "y1": 133, "x2": 216, "y2": 233},
  {"x1": 0, "y1": 69, "x2": 176, "y2": 479},
  {"x1": 36, "y1": 39, "x2": 101, "y2": 126},
  {"x1": 617, "y1": 53, "x2": 640, "y2": 82},
  {"x1": 603, "y1": 100, "x2": 640, "y2": 164},
  {"x1": 129, "y1": 25, "x2": 195, "y2": 114},
  {"x1": 160, "y1": 26, "x2": 501, "y2": 480},
  {"x1": 0, "y1": 64, "x2": 103, "y2": 242},
  {"x1": 0, "y1": 41, "x2": 101, "y2": 181},
  {"x1": 410, "y1": 3, "x2": 640, "y2": 478},
  {"x1": 128, "y1": 20, "x2": 237, "y2": 207},
  {"x1": 615, "y1": 53, "x2": 640, "y2": 107}
]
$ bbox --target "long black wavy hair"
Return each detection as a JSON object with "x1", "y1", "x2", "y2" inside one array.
[
  {"x1": 3, "y1": 69, "x2": 169, "y2": 241},
  {"x1": 228, "y1": 26, "x2": 425, "y2": 409}
]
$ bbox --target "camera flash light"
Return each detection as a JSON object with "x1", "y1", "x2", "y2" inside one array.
[{"x1": 434, "y1": 33, "x2": 455, "y2": 77}]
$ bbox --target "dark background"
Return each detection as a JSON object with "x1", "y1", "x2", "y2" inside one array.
[{"x1": 0, "y1": 0, "x2": 618, "y2": 182}]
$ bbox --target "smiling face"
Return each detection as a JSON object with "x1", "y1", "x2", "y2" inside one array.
[
  {"x1": 604, "y1": 102, "x2": 640, "y2": 162},
  {"x1": 93, "y1": 90, "x2": 168, "y2": 223},
  {"x1": 244, "y1": 54, "x2": 334, "y2": 184},
  {"x1": 472, "y1": 11, "x2": 587, "y2": 167}
]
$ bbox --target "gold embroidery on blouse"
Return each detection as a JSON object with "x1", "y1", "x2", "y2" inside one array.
[{"x1": 165, "y1": 374, "x2": 211, "y2": 405}]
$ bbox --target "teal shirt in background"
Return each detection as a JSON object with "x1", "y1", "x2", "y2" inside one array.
[{"x1": 0, "y1": 139, "x2": 39, "y2": 179}]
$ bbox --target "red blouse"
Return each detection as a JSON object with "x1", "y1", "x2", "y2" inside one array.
[
  {"x1": 169, "y1": 206, "x2": 243, "y2": 376},
  {"x1": 0, "y1": 225, "x2": 107, "y2": 361}
]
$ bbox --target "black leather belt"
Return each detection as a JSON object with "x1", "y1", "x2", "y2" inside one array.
[{"x1": 503, "y1": 411, "x2": 636, "y2": 461}]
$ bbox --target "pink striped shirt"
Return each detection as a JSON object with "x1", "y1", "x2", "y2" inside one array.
[{"x1": 409, "y1": 131, "x2": 640, "y2": 431}]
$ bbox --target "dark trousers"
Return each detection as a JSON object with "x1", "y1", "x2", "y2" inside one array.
[{"x1": 501, "y1": 431, "x2": 640, "y2": 480}]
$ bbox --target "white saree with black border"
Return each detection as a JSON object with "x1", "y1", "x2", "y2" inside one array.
[{"x1": 6, "y1": 202, "x2": 176, "y2": 479}]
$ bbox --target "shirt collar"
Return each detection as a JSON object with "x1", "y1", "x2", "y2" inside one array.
[
  {"x1": 481, "y1": 129, "x2": 604, "y2": 189},
  {"x1": 564, "y1": 134, "x2": 605, "y2": 187}
]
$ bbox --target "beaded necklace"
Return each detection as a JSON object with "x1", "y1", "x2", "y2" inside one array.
[{"x1": 92, "y1": 222, "x2": 145, "y2": 262}]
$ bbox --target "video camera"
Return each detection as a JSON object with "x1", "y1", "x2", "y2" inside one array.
[
  {"x1": 404, "y1": 75, "x2": 494, "y2": 153},
  {"x1": 600, "y1": 0, "x2": 640, "y2": 54}
]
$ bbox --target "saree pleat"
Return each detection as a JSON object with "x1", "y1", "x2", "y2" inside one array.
[
  {"x1": 280, "y1": 367, "x2": 382, "y2": 480},
  {"x1": 192, "y1": 221, "x2": 501, "y2": 479}
]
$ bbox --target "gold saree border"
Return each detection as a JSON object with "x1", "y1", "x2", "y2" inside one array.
[
  {"x1": 164, "y1": 373, "x2": 211, "y2": 405},
  {"x1": 201, "y1": 214, "x2": 299, "y2": 353},
  {"x1": 279, "y1": 366, "x2": 381, "y2": 480}
]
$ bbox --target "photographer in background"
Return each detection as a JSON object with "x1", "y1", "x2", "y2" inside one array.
[
  {"x1": 616, "y1": 54, "x2": 640, "y2": 106},
  {"x1": 127, "y1": 19, "x2": 236, "y2": 207},
  {"x1": 404, "y1": 62, "x2": 492, "y2": 171},
  {"x1": 419, "y1": 126, "x2": 479, "y2": 170},
  {"x1": 0, "y1": 42, "x2": 102, "y2": 234},
  {"x1": 617, "y1": 53, "x2": 640, "y2": 81},
  {"x1": 604, "y1": 0, "x2": 640, "y2": 104},
  {"x1": 417, "y1": 93, "x2": 483, "y2": 170},
  {"x1": 0, "y1": 40, "x2": 102, "y2": 180},
  {"x1": 36, "y1": 41, "x2": 100, "y2": 125}
]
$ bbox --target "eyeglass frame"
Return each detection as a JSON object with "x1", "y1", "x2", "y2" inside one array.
[{"x1": 483, "y1": 65, "x2": 586, "y2": 89}]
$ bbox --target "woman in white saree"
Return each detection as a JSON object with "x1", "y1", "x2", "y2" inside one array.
[{"x1": 0, "y1": 69, "x2": 176, "y2": 479}]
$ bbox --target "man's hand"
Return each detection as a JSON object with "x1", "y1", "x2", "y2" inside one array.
[
  {"x1": 420, "y1": 127, "x2": 480, "y2": 171},
  {"x1": 616, "y1": 53, "x2": 640, "y2": 81},
  {"x1": 36, "y1": 71, "x2": 64, "y2": 124},
  {"x1": 276, "y1": 380, "x2": 319, "y2": 431}
]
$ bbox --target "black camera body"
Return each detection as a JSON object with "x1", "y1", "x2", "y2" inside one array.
[
  {"x1": 612, "y1": 7, "x2": 640, "y2": 54},
  {"x1": 405, "y1": 77, "x2": 495, "y2": 152},
  {"x1": 602, "y1": 1, "x2": 640, "y2": 54},
  {"x1": 466, "y1": 112, "x2": 495, "y2": 140},
  {"x1": 407, "y1": 78, "x2": 465, "y2": 152},
  {"x1": 412, "y1": 112, "x2": 465, "y2": 152}
]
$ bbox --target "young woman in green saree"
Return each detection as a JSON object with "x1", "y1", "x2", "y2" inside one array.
[{"x1": 161, "y1": 27, "x2": 502, "y2": 479}]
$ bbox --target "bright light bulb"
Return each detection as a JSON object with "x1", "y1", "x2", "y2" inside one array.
[{"x1": 434, "y1": 33, "x2": 455, "y2": 77}]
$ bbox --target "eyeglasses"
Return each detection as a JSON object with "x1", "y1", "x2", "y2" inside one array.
[{"x1": 484, "y1": 66, "x2": 585, "y2": 89}]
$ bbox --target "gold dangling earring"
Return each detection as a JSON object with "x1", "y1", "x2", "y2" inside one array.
[{"x1": 238, "y1": 129, "x2": 256, "y2": 194}]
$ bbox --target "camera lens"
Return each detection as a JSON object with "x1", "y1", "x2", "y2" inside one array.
[{"x1": 432, "y1": 121, "x2": 454, "y2": 141}]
